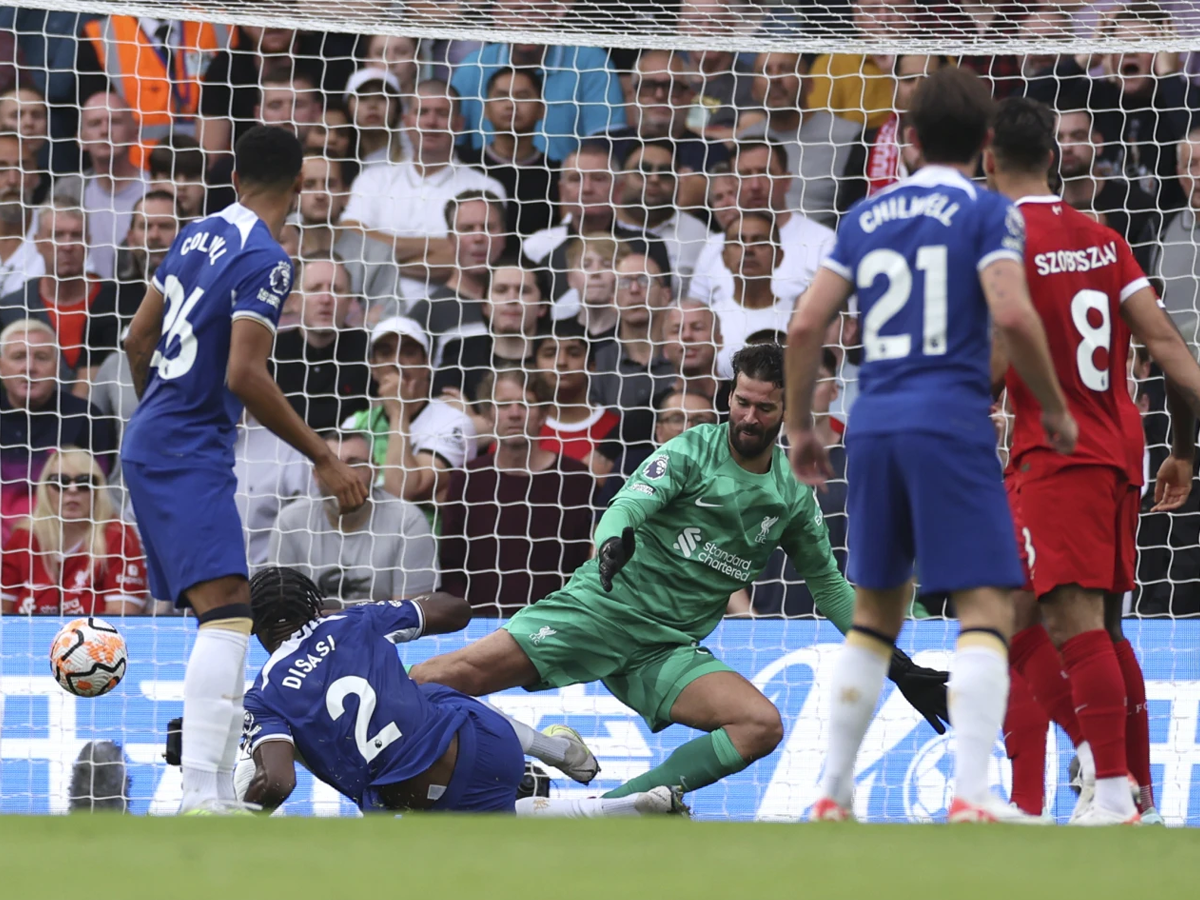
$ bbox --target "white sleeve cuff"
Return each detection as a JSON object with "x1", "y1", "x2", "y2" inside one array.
[
  {"x1": 821, "y1": 258, "x2": 852, "y2": 281},
  {"x1": 232, "y1": 310, "x2": 277, "y2": 334},
  {"x1": 977, "y1": 249, "x2": 1023, "y2": 272},
  {"x1": 1119, "y1": 277, "x2": 1151, "y2": 304}
]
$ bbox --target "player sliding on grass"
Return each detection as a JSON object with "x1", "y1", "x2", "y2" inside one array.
[
  {"x1": 412, "y1": 342, "x2": 951, "y2": 801},
  {"x1": 237, "y1": 567, "x2": 684, "y2": 817}
]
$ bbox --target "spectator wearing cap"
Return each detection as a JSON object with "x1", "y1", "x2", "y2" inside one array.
[
  {"x1": 405, "y1": 189, "x2": 507, "y2": 341},
  {"x1": 341, "y1": 80, "x2": 507, "y2": 304},
  {"x1": 0, "y1": 319, "x2": 115, "y2": 543},
  {"x1": 343, "y1": 316, "x2": 476, "y2": 506},
  {"x1": 531, "y1": 317, "x2": 623, "y2": 480},
  {"x1": 146, "y1": 134, "x2": 206, "y2": 221},
  {"x1": 737, "y1": 52, "x2": 862, "y2": 228},
  {"x1": 451, "y1": 8, "x2": 626, "y2": 163},
  {"x1": 434, "y1": 257, "x2": 548, "y2": 406},
  {"x1": 613, "y1": 140, "x2": 709, "y2": 297},
  {"x1": 269, "y1": 429, "x2": 438, "y2": 605},
  {"x1": 457, "y1": 66, "x2": 560, "y2": 238},
  {"x1": 523, "y1": 141, "x2": 672, "y2": 301},
  {"x1": 0, "y1": 202, "x2": 132, "y2": 392},
  {"x1": 344, "y1": 65, "x2": 408, "y2": 166},
  {"x1": 607, "y1": 50, "x2": 731, "y2": 211},
  {"x1": 271, "y1": 254, "x2": 371, "y2": 432},
  {"x1": 438, "y1": 367, "x2": 594, "y2": 616},
  {"x1": 660, "y1": 300, "x2": 730, "y2": 413},
  {"x1": 589, "y1": 249, "x2": 677, "y2": 442},
  {"x1": 688, "y1": 140, "x2": 833, "y2": 309}
]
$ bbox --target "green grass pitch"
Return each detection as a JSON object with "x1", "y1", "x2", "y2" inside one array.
[{"x1": 4, "y1": 816, "x2": 1199, "y2": 899}]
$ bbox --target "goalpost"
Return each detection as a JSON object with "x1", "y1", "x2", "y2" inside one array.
[{"x1": 0, "y1": 0, "x2": 1198, "y2": 822}]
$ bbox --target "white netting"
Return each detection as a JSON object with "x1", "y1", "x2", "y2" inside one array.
[{"x1": 0, "y1": 0, "x2": 1197, "y2": 822}]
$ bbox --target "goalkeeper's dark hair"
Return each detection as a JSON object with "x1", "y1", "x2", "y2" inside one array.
[
  {"x1": 249, "y1": 566, "x2": 326, "y2": 644},
  {"x1": 731, "y1": 341, "x2": 784, "y2": 390},
  {"x1": 234, "y1": 125, "x2": 303, "y2": 193},
  {"x1": 992, "y1": 97, "x2": 1057, "y2": 176},
  {"x1": 909, "y1": 66, "x2": 993, "y2": 165}
]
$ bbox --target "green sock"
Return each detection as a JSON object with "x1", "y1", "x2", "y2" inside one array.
[{"x1": 602, "y1": 728, "x2": 748, "y2": 798}]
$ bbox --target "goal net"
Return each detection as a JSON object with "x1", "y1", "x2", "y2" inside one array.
[{"x1": 0, "y1": 0, "x2": 1198, "y2": 823}]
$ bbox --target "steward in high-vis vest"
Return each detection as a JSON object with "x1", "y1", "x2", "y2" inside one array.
[{"x1": 77, "y1": 16, "x2": 229, "y2": 165}]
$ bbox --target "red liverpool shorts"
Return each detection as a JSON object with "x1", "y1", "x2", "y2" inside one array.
[
  {"x1": 1010, "y1": 451, "x2": 1127, "y2": 598},
  {"x1": 1113, "y1": 484, "x2": 1141, "y2": 594}
]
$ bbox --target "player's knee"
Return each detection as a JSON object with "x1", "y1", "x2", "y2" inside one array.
[{"x1": 737, "y1": 704, "x2": 784, "y2": 760}]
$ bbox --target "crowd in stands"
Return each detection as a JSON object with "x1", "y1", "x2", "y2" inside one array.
[{"x1": 2, "y1": 1, "x2": 1200, "y2": 618}]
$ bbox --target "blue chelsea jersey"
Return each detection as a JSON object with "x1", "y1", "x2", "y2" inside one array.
[
  {"x1": 824, "y1": 166, "x2": 1025, "y2": 444},
  {"x1": 121, "y1": 203, "x2": 292, "y2": 468},
  {"x1": 241, "y1": 604, "x2": 468, "y2": 809}
]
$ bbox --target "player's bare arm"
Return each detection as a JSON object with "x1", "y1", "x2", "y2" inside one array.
[
  {"x1": 786, "y1": 267, "x2": 854, "y2": 485},
  {"x1": 244, "y1": 741, "x2": 297, "y2": 811},
  {"x1": 1121, "y1": 287, "x2": 1200, "y2": 510},
  {"x1": 124, "y1": 284, "x2": 165, "y2": 399},
  {"x1": 228, "y1": 318, "x2": 367, "y2": 513},
  {"x1": 410, "y1": 593, "x2": 473, "y2": 635},
  {"x1": 980, "y1": 257, "x2": 1078, "y2": 454}
]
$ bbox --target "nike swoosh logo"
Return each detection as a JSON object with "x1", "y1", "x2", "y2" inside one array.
[{"x1": 695, "y1": 498, "x2": 722, "y2": 508}]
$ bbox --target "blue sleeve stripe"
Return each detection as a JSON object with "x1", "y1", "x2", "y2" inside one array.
[
  {"x1": 976, "y1": 249, "x2": 1022, "y2": 272},
  {"x1": 232, "y1": 310, "x2": 277, "y2": 334},
  {"x1": 821, "y1": 258, "x2": 852, "y2": 280}
]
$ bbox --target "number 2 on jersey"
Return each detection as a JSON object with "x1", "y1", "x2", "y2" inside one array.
[
  {"x1": 326, "y1": 676, "x2": 403, "y2": 763},
  {"x1": 151, "y1": 274, "x2": 205, "y2": 380},
  {"x1": 860, "y1": 246, "x2": 948, "y2": 362}
]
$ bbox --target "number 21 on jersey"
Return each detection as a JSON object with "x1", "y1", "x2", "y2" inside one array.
[{"x1": 860, "y1": 245, "x2": 948, "y2": 362}]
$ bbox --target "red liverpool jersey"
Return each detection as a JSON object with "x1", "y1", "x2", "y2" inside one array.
[
  {"x1": 1005, "y1": 196, "x2": 1150, "y2": 474},
  {"x1": 1, "y1": 521, "x2": 149, "y2": 615}
]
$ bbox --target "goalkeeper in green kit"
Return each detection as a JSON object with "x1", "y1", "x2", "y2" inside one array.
[{"x1": 412, "y1": 343, "x2": 948, "y2": 798}]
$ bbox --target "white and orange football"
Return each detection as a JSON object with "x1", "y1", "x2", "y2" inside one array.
[{"x1": 50, "y1": 617, "x2": 127, "y2": 697}]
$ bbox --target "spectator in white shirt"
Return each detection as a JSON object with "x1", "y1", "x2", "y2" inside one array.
[
  {"x1": 235, "y1": 417, "x2": 312, "y2": 569},
  {"x1": 268, "y1": 429, "x2": 438, "y2": 605},
  {"x1": 0, "y1": 130, "x2": 44, "y2": 296},
  {"x1": 687, "y1": 139, "x2": 833, "y2": 309},
  {"x1": 613, "y1": 139, "x2": 709, "y2": 297},
  {"x1": 711, "y1": 211, "x2": 794, "y2": 363},
  {"x1": 341, "y1": 79, "x2": 507, "y2": 304},
  {"x1": 76, "y1": 92, "x2": 146, "y2": 281}
]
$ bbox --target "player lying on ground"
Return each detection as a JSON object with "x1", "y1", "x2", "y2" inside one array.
[
  {"x1": 120, "y1": 125, "x2": 367, "y2": 814},
  {"x1": 987, "y1": 97, "x2": 1200, "y2": 825},
  {"x1": 788, "y1": 67, "x2": 1077, "y2": 824},
  {"x1": 412, "y1": 342, "x2": 951, "y2": 801},
  {"x1": 237, "y1": 567, "x2": 685, "y2": 817}
]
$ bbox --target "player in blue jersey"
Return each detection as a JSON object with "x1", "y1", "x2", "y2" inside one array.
[
  {"x1": 238, "y1": 567, "x2": 686, "y2": 817},
  {"x1": 786, "y1": 67, "x2": 1077, "y2": 824},
  {"x1": 120, "y1": 126, "x2": 367, "y2": 814}
]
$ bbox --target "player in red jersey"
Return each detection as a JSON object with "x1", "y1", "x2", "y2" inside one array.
[{"x1": 987, "y1": 98, "x2": 1200, "y2": 825}]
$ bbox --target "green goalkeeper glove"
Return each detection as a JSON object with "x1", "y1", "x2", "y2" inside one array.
[
  {"x1": 598, "y1": 527, "x2": 636, "y2": 592},
  {"x1": 888, "y1": 649, "x2": 950, "y2": 734}
]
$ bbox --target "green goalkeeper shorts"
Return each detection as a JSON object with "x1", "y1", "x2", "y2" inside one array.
[{"x1": 504, "y1": 591, "x2": 733, "y2": 733}]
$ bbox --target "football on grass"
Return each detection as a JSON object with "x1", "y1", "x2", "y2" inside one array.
[{"x1": 50, "y1": 617, "x2": 127, "y2": 697}]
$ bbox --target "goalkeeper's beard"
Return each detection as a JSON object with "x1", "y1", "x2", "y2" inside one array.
[{"x1": 730, "y1": 419, "x2": 782, "y2": 460}]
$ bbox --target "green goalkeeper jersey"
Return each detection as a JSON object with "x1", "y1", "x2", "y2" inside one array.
[{"x1": 580, "y1": 423, "x2": 855, "y2": 642}]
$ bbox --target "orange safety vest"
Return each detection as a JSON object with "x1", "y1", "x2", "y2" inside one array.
[{"x1": 84, "y1": 16, "x2": 228, "y2": 150}]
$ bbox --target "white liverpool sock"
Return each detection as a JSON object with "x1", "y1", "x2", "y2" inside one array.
[
  {"x1": 949, "y1": 636, "x2": 1010, "y2": 805},
  {"x1": 216, "y1": 641, "x2": 250, "y2": 803},
  {"x1": 180, "y1": 626, "x2": 250, "y2": 812},
  {"x1": 487, "y1": 707, "x2": 569, "y2": 766},
  {"x1": 819, "y1": 633, "x2": 891, "y2": 808},
  {"x1": 515, "y1": 796, "x2": 642, "y2": 818}
]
